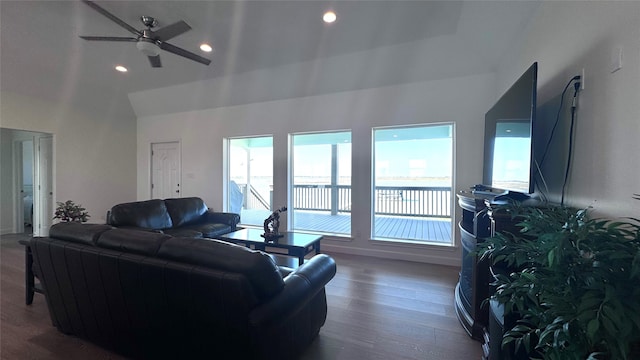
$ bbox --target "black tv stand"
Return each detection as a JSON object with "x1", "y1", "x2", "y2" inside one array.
[
  {"x1": 470, "y1": 185, "x2": 530, "y2": 201},
  {"x1": 471, "y1": 189, "x2": 504, "y2": 197},
  {"x1": 456, "y1": 191, "x2": 544, "y2": 359},
  {"x1": 494, "y1": 191, "x2": 530, "y2": 201}
]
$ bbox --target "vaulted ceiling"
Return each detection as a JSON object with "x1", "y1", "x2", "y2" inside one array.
[{"x1": 0, "y1": 1, "x2": 541, "y2": 119}]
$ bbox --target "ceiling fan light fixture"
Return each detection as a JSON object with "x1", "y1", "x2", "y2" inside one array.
[
  {"x1": 199, "y1": 43, "x2": 213, "y2": 52},
  {"x1": 115, "y1": 65, "x2": 128, "y2": 72},
  {"x1": 136, "y1": 40, "x2": 160, "y2": 56}
]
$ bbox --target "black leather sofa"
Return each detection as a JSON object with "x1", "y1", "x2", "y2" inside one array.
[
  {"x1": 31, "y1": 222, "x2": 336, "y2": 359},
  {"x1": 107, "y1": 197, "x2": 240, "y2": 238}
]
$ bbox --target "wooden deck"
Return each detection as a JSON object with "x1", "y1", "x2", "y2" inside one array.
[{"x1": 241, "y1": 209, "x2": 452, "y2": 244}]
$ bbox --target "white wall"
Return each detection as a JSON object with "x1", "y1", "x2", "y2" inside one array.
[
  {"x1": 137, "y1": 72, "x2": 496, "y2": 266},
  {"x1": 0, "y1": 92, "x2": 137, "y2": 225},
  {"x1": 496, "y1": 1, "x2": 640, "y2": 218}
]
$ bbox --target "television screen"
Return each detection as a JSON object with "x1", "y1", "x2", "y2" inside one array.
[{"x1": 482, "y1": 62, "x2": 537, "y2": 194}]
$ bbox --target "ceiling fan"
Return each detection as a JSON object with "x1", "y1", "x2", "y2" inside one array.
[{"x1": 79, "y1": 0, "x2": 211, "y2": 68}]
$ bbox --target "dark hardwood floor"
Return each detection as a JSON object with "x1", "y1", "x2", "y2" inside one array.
[{"x1": 1, "y1": 233, "x2": 481, "y2": 359}]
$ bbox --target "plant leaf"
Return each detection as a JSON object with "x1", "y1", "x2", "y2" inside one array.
[{"x1": 587, "y1": 318, "x2": 599, "y2": 339}]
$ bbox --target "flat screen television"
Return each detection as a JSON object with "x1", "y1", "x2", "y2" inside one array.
[{"x1": 482, "y1": 62, "x2": 537, "y2": 196}]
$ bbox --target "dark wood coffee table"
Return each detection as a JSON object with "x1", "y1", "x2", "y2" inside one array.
[{"x1": 217, "y1": 228, "x2": 322, "y2": 266}]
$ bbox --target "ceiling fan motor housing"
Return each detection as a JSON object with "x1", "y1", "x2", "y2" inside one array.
[{"x1": 141, "y1": 16, "x2": 158, "y2": 28}]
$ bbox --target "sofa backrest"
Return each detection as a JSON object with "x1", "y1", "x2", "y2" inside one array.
[
  {"x1": 157, "y1": 237, "x2": 285, "y2": 301},
  {"x1": 108, "y1": 199, "x2": 173, "y2": 230},
  {"x1": 164, "y1": 197, "x2": 208, "y2": 227},
  {"x1": 49, "y1": 222, "x2": 113, "y2": 245},
  {"x1": 96, "y1": 228, "x2": 172, "y2": 256},
  {"x1": 44, "y1": 222, "x2": 284, "y2": 302}
]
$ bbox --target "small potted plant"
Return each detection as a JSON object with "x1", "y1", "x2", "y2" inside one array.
[{"x1": 53, "y1": 200, "x2": 90, "y2": 223}]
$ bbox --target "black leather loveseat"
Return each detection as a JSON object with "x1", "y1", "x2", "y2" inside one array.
[
  {"x1": 31, "y1": 222, "x2": 336, "y2": 359},
  {"x1": 107, "y1": 197, "x2": 239, "y2": 238}
]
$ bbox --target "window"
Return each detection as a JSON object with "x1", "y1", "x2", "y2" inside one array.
[
  {"x1": 227, "y1": 136, "x2": 273, "y2": 227},
  {"x1": 291, "y1": 131, "x2": 351, "y2": 235},
  {"x1": 372, "y1": 124, "x2": 453, "y2": 245}
]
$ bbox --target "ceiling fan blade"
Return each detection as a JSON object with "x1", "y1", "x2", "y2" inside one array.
[
  {"x1": 81, "y1": 0, "x2": 141, "y2": 37},
  {"x1": 159, "y1": 42, "x2": 211, "y2": 66},
  {"x1": 79, "y1": 36, "x2": 138, "y2": 42},
  {"x1": 153, "y1": 21, "x2": 192, "y2": 42},
  {"x1": 148, "y1": 55, "x2": 162, "y2": 68}
]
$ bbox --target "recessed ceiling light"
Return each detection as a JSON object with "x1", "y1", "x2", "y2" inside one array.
[
  {"x1": 323, "y1": 11, "x2": 337, "y2": 24},
  {"x1": 200, "y1": 43, "x2": 213, "y2": 52},
  {"x1": 115, "y1": 65, "x2": 128, "y2": 72}
]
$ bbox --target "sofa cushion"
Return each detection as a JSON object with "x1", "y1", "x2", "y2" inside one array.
[
  {"x1": 157, "y1": 237, "x2": 285, "y2": 301},
  {"x1": 164, "y1": 197, "x2": 208, "y2": 227},
  {"x1": 96, "y1": 229, "x2": 171, "y2": 256},
  {"x1": 109, "y1": 199, "x2": 173, "y2": 230},
  {"x1": 49, "y1": 222, "x2": 113, "y2": 246}
]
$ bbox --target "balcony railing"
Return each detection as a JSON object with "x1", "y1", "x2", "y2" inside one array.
[
  {"x1": 292, "y1": 185, "x2": 451, "y2": 218},
  {"x1": 372, "y1": 186, "x2": 451, "y2": 218},
  {"x1": 239, "y1": 184, "x2": 451, "y2": 218},
  {"x1": 239, "y1": 184, "x2": 270, "y2": 211}
]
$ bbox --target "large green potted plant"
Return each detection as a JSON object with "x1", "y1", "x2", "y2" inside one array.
[
  {"x1": 477, "y1": 203, "x2": 640, "y2": 360},
  {"x1": 53, "y1": 200, "x2": 90, "y2": 223}
]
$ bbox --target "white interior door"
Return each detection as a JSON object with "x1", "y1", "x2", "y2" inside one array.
[
  {"x1": 151, "y1": 142, "x2": 181, "y2": 199},
  {"x1": 13, "y1": 139, "x2": 35, "y2": 234},
  {"x1": 13, "y1": 140, "x2": 25, "y2": 233},
  {"x1": 35, "y1": 136, "x2": 53, "y2": 236}
]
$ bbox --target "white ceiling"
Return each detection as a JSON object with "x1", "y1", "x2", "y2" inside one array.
[{"x1": 0, "y1": 1, "x2": 541, "y2": 119}]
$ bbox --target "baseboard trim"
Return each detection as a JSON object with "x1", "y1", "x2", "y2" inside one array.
[
  {"x1": 322, "y1": 243, "x2": 460, "y2": 267},
  {"x1": 0, "y1": 226, "x2": 15, "y2": 236}
]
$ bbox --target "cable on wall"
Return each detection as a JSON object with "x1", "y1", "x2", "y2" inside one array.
[
  {"x1": 534, "y1": 75, "x2": 581, "y2": 205},
  {"x1": 538, "y1": 75, "x2": 581, "y2": 168},
  {"x1": 561, "y1": 81, "x2": 581, "y2": 206}
]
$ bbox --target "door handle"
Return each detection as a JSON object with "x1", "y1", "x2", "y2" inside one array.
[{"x1": 176, "y1": 190, "x2": 180, "y2": 193}]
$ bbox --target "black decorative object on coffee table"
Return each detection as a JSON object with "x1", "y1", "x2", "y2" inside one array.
[{"x1": 262, "y1": 206, "x2": 287, "y2": 241}]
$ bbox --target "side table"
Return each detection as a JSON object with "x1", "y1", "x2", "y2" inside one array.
[{"x1": 18, "y1": 239, "x2": 44, "y2": 304}]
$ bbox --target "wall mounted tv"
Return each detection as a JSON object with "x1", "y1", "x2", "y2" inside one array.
[{"x1": 482, "y1": 62, "x2": 537, "y2": 196}]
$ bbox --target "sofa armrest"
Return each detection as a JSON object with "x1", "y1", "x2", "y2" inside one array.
[
  {"x1": 204, "y1": 211, "x2": 241, "y2": 229},
  {"x1": 248, "y1": 254, "x2": 336, "y2": 329}
]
